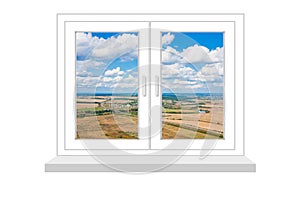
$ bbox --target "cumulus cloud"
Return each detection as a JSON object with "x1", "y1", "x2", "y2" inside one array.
[
  {"x1": 208, "y1": 47, "x2": 224, "y2": 63},
  {"x1": 76, "y1": 67, "x2": 137, "y2": 90},
  {"x1": 162, "y1": 46, "x2": 182, "y2": 63},
  {"x1": 173, "y1": 80, "x2": 197, "y2": 85},
  {"x1": 162, "y1": 44, "x2": 224, "y2": 65},
  {"x1": 76, "y1": 32, "x2": 138, "y2": 62},
  {"x1": 181, "y1": 45, "x2": 211, "y2": 63},
  {"x1": 76, "y1": 59, "x2": 106, "y2": 72},
  {"x1": 76, "y1": 59, "x2": 106, "y2": 78},
  {"x1": 104, "y1": 67, "x2": 124, "y2": 76},
  {"x1": 102, "y1": 76, "x2": 123, "y2": 83},
  {"x1": 162, "y1": 63, "x2": 197, "y2": 79},
  {"x1": 200, "y1": 63, "x2": 224, "y2": 76},
  {"x1": 161, "y1": 42, "x2": 224, "y2": 92},
  {"x1": 76, "y1": 32, "x2": 224, "y2": 93},
  {"x1": 76, "y1": 32, "x2": 105, "y2": 59},
  {"x1": 76, "y1": 59, "x2": 105, "y2": 68},
  {"x1": 196, "y1": 63, "x2": 224, "y2": 82},
  {"x1": 161, "y1": 61, "x2": 224, "y2": 92},
  {"x1": 76, "y1": 71, "x2": 93, "y2": 77},
  {"x1": 119, "y1": 50, "x2": 138, "y2": 62},
  {"x1": 91, "y1": 33, "x2": 138, "y2": 61},
  {"x1": 162, "y1": 32, "x2": 175, "y2": 46},
  {"x1": 111, "y1": 74, "x2": 137, "y2": 89},
  {"x1": 76, "y1": 77, "x2": 100, "y2": 88},
  {"x1": 75, "y1": 33, "x2": 138, "y2": 90}
]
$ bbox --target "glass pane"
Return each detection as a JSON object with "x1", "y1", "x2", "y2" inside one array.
[
  {"x1": 76, "y1": 32, "x2": 138, "y2": 139},
  {"x1": 161, "y1": 32, "x2": 224, "y2": 139}
]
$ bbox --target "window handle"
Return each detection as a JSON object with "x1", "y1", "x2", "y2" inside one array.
[
  {"x1": 142, "y1": 76, "x2": 146, "y2": 97},
  {"x1": 155, "y1": 75, "x2": 159, "y2": 97}
]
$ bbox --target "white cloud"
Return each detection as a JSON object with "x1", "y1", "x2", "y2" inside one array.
[
  {"x1": 110, "y1": 74, "x2": 137, "y2": 89},
  {"x1": 196, "y1": 63, "x2": 224, "y2": 82},
  {"x1": 76, "y1": 71, "x2": 93, "y2": 77},
  {"x1": 120, "y1": 50, "x2": 138, "y2": 62},
  {"x1": 209, "y1": 47, "x2": 224, "y2": 63},
  {"x1": 76, "y1": 59, "x2": 106, "y2": 78},
  {"x1": 76, "y1": 32, "x2": 138, "y2": 62},
  {"x1": 162, "y1": 63, "x2": 201, "y2": 91},
  {"x1": 76, "y1": 32, "x2": 105, "y2": 59},
  {"x1": 162, "y1": 44, "x2": 224, "y2": 65},
  {"x1": 76, "y1": 32, "x2": 224, "y2": 92},
  {"x1": 198, "y1": 63, "x2": 224, "y2": 76},
  {"x1": 123, "y1": 74, "x2": 136, "y2": 82},
  {"x1": 160, "y1": 43, "x2": 224, "y2": 92},
  {"x1": 94, "y1": 72, "x2": 138, "y2": 90},
  {"x1": 162, "y1": 46, "x2": 181, "y2": 63},
  {"x1": 102, "y1": 75, "x2": 123, "y2": 83},
  {"x1": 91, "y1": 33, "x2": 138, "y2": 61},
  {"x1": 162, "y1": 32, "x2": 175, "y2": 46},
  {"x1": 75, "y1": 33, "x2": 138, "y2": 91},
  {"x1": 212, "y1": 82, "x2": 224, "y2": 87},
  {"x1": 162, "y1": 63, "x2": 198, "y2": 80},
  {"x1": 76, "y1": 77, "x2": 100, "y2": 88},
  {"x1": 200, "y1": 63, "x2": 223, "y2": 76},
  {"x1": 104, "y1": 67, "x2": 124, "y2": 76},
  {"x1": 162, "y1": 63, "x2": 180, "y2": 78},
  {"x1": 76, "y1": 59, "x2": 106, "y2": 71},
  {"x1": 190, "y1": 84, "x2": 203, "y2": 89},
  {"x1": 173, "y1": 80, "x2": 197, "y2": 85},
  {"x1": 181, "y1": 45, "x2": 211, "y2": 63},
  {"x1": 161, "y1": 61, "x2": 224, "y2": 92},
  {"x1": 179, "y1": 66, "x2": 195, "y2": 75},
  {"x1": 113, "y1": 76, "x2": 123, "y2": 82},
  {"x1": 102, "y1": 77, "x2": 113, "y2": 82}
]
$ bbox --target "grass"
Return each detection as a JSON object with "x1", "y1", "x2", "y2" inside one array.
[
  {"x1": 163, "y1": 108, "x2": 199, "y2": 114},
  {"x1": 77, "y1": 107, "x2": 104, "y2": 112},
  {"x1": 163, "y1": 108, "x2": 182, "y2": 114}
]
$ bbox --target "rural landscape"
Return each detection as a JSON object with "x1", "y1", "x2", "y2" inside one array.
[
  {"x1": 76, "y1": 31, "x2": 224, "y2": 140},
  {"x1": 76, "y1": 93, "x2": 223, "y2": 139},
  {"x1": 76, "y1": 94, "x2": 138, "y2": 139},
  {"x1": 161, "y1": 93, "x2": 223, "y2": 139}
]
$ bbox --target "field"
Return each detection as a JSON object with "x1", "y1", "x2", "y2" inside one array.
[
  {"x1": 76, "y1": 94, "x2": 223, "y2": 139},
  {"x1": 162, "y1": 95, "x2": 223, "y2": 139},
  {"x1": 76, "y1": 95, "x2": 138, "y2": 139}
]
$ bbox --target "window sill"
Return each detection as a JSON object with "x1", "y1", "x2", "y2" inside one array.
[{"x1": 45, "y1": 155, "x2": 255, "y2": 172}]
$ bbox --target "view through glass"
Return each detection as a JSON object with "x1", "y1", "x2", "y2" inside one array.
[
  {"x1": 161, "y1": 32, "x2": 224, "y2": 139},
  {"x1": 76, "y1": 32, "x2": 139, "y2": 139}
]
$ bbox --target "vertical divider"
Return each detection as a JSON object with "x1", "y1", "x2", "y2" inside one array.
[
  {"x1": 138, "y1": 26, "x2": 151, "y2": 144},
  {"x1": 150, "y1": 26, "x2": 162, "y2": 146},
  {"x1": 148, "y1": 22, "x2": 152, "y2": 149}
]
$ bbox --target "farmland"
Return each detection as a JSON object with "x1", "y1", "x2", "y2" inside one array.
[
  {"x1": 161, "y1": 94, "x2": 224, "y2": 139},
  {"x1": 76, "y1": 94, "x2": 223, "y2": 139},
  {"x1": 76, "y1": 95, "x2": 138, "y2": 139}
]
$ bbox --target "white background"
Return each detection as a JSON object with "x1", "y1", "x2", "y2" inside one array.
[{"x1": 0, "y1": 1, "x2": 299, "y2": 200}]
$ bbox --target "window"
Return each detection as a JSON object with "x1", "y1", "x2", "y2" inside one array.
[
  {"x1": 46, "y1": 14, "x2": 255, "y2": 172},
  {"x1": 160, "y1": 31, "x2": 224, "y2": 140}
]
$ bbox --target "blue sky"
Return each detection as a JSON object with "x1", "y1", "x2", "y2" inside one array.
[
  {"x1": 161, "y1": 32, "x2": 224, "y2": 93},
  {"x1": 170, "y1": 32, "x2": 223, "y2": 51},
  {"x1": 76, "y1": 31, "x2": 224, "y2": 94},
  {"x1": 76, "y1": 32, "x2": 138, "y2": 94}
]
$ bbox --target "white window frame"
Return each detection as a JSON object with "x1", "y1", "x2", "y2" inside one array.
[
  {"x1": 62, "y1": 21, "x2": 150, "y2": 150},
  {"x1": 150, "y1": 21, "x2": 235, "y2": 151},
  {"x1": 54, "y1": 13, "x2": 247, "y2": 159}
]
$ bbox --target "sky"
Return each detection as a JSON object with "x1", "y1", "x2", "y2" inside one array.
[
  {"x1": 75, "y1": 31, "x2": 224, "y2": 94},
  {"x1": 161, "y1": 32, "x2": 224, "y2": 93},
  {"x1": 76, "y1": 32, "x2": 139, "y2": 94}
]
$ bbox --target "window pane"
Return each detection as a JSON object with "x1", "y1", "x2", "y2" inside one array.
[
  {"x1": 161, "y1": 32, "x2": 224, "y2": 139},
  {"x1": 76, "y1": 32, "x2": 138, "y2": 139}
]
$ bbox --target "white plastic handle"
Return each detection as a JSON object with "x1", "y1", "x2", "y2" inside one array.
[
  {"x1": 155, "y1": 75, "x2": 159, "y2": 97},
  {"x1": 142, "y1": 76, "x2": 146, "y2": 97}
]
